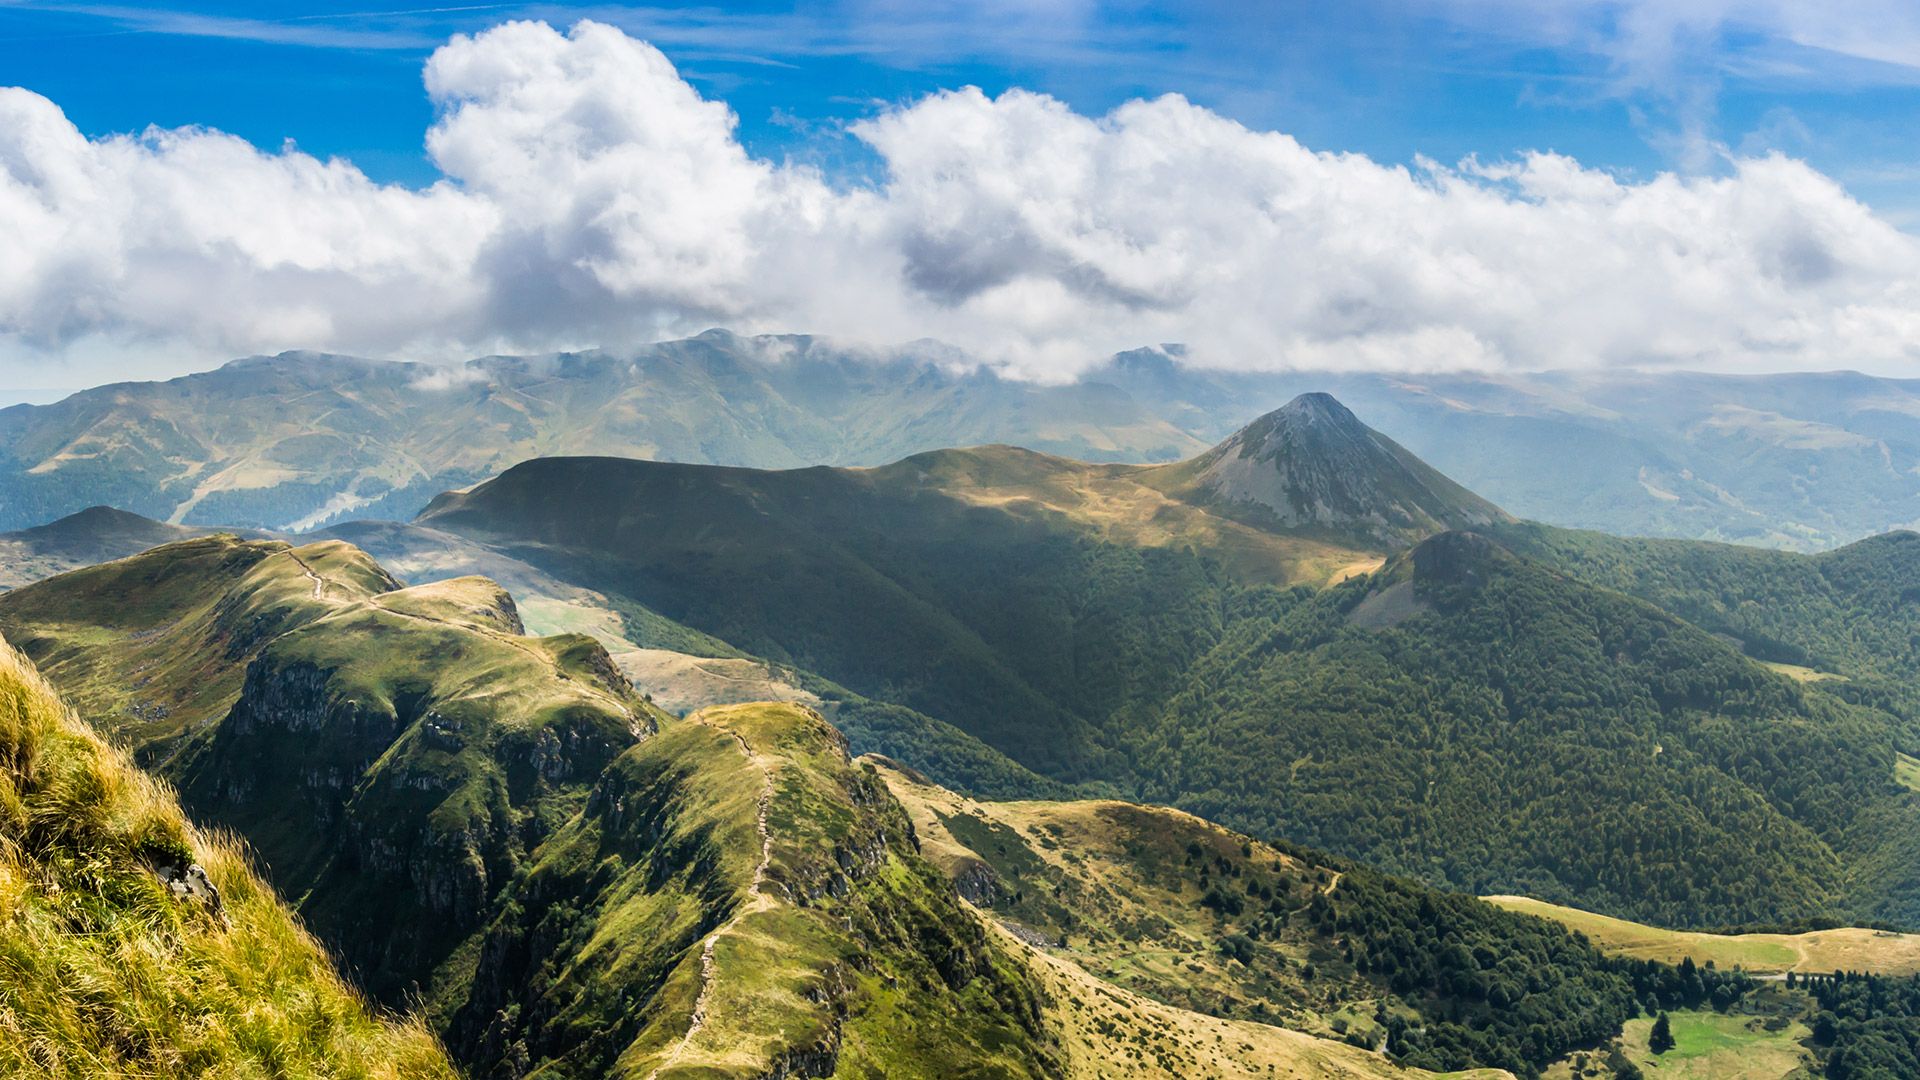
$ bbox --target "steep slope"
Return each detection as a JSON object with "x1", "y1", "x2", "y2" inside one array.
[
  {"x1": 1122, "y1": 531, "x2": 1915, "y2": 926},
  {"x1": 440, "y1": 701, "x2": 1065, "y2": 1079},
  {"x1": 1489, "y1": 522, "x2": 1920, "y2": 691},
  {"x1": 317, "y1": 517, "x2": 1078, "y2": 802},
  {"x1": 1147, "y1": 393, "x2": 1510, "y2": 547},
  {"x1": 0, "y1": 634, "x2": 455, "y2": 1077},
  {"x1": 447, "y1": 701, "x2": 1508, "y2": 1080},
  {"x1": 0, "y1": 536, "x2": 666, "y2": 1006},
  {"x1": 0, "y1": 534, "x2": 395, "y2": 758}
]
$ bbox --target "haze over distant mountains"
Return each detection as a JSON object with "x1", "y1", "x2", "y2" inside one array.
[{"x1": 7, "y1": 330, "x2": 1920, "y2": 548}]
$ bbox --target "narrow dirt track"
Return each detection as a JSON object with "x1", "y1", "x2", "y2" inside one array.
[
  {"x1": 644, "y1": 723, "x2": 776, "y2": 1079},
  {"x1": 283, "y1": 549, "x2": 329, "y2": 600}
]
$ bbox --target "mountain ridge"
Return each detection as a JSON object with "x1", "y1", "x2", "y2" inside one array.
[
  {"x1": 9, "y1": 334, "x2": 1920, "y2": 546},
  {"x1": 406, "y1": 434, "x2": 1920, "y2": 929},
  {"x1": 0, "y1": 534, "x2": 1580, "y2": 1079}
]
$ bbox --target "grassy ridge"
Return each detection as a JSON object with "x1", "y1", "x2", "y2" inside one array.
[
  {"x1": 0, "y1": 636, "x2": 454, "y2": 1077},
  {"x1": 1486, "y1": 897, "x2": 1920, "y2": 975}
]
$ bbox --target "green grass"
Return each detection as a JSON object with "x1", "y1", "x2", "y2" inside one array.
[
  {"x1": 1897, "y1": 752, "x2": 1920, "y2": 794},
  {"x1": 0, "y1": 635, "x2": 454, "y2": 1077},
  {"x1": 0, "y1": 535, "x2": 676, "y2": 1022},
  {"x1": 1486, "y1": 895, "x2": 1920, "y2": 975},
  {"x1": 1614, "y1": 1010, "x2": 1810, "y2": 1078},
  {"x1": 0, "y1": 536, "x2": 392, "y2": 758},
  {"x1": 1757, "y1": 660, "x2": 1847, "y2": 683}
]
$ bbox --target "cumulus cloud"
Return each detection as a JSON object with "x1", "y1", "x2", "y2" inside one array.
[{"x1": 2, "y1": 18, "x2": 1919, "y2": 382}]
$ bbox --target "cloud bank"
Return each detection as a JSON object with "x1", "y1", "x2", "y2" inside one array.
[{"x1": 3, "y1": 18, "x2": 1919, "y2": 381}]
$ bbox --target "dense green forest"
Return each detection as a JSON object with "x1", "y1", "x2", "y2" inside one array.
[
  {"x1": 1327, "y1": 864, "x2": 1750, "y2": 1075},
  {"x1": 1803, "y1": 971, "x2": 1920, "y2": 1078},
  {"x1": 1493, "y1": 523, "x2": 1920, "y2": 733},
  {"x1": 1126, "y1": 533, "x2": 1914, "y2": 927}
]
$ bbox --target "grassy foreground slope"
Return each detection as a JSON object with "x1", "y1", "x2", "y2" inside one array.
[
  {"x1": 0, "y1": 636, "x2": 454, "y2": 1077},
  {"x1": 0, "y1": 536, "x2": 668, "y2": 1006},
  {"x1": 1486, "y1": 897, "x2": 1920, "y2": 976}
]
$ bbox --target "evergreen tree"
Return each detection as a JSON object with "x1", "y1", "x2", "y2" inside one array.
[{"x1": 1649, "y1": 1012, "x2": 1675, "y2": 1055}]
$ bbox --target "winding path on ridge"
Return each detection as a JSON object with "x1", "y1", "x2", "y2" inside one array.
[
  {"x1": 645, "y1": 720, "x2": 778, "y2": 1079},
  {"x1": 284, "y1": 549, "x2": 329, "y2": 600}
]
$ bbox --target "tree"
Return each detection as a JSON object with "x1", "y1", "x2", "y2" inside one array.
[{"x1": 1649, "y1": 1012, "x2": 1675, "y2": 1055}]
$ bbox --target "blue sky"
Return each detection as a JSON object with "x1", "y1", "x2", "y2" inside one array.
[
  {"x1": 5, "y1": 1, "x2": 1920, "y2": 385},
  {"x1": 4, "y1": 0, "x2": 1918, "y2": 214}
]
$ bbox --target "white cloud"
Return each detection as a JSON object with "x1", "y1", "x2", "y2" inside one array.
[{"x1": 1, "y1": 18, "x2": 1919, "y2": 382}]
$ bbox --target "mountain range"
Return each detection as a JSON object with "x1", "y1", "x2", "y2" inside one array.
[
  {"x1": 6, "y1": 379, "x2": 1920, "y2": 1077},
  {"x1": 11, "y1": 332, "x2": 1920, "y2": 548},
  {"x1": 0, "y1": 532, "x2": 1633, "y2": 1080},
  {"x1": 399, "y1": 397, "x2": 1920, "y2": 931}
]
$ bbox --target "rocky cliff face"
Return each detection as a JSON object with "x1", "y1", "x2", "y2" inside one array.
[
  {"x1": 170, "y1": 586, "x2": 654, "y2": 1004},
  {"x1": 1164, "y1": 393, "x2": 1509, "y2": 548}
]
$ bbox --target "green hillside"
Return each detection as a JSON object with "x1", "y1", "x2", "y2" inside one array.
[
  {"x1": 877, "y1": 757, "x2": 1749, "y2": 1078},
  {"x1": 0, "y1": 536, "x2": 670, "y2": 1006},
  {"x1": 0, "y1": 533, "x2": 1531, "y2": 1078},
  {"x1": 0, "y1": 634, "x2": 455, "y2": 1077},
  {"x1": 1489, "y1": 522, "x2": 1920, "y2": 699},
  {"x1": 415, "y1": 424, "x2": 1919, "y2": 929},
  {"x1": 318, "y1": 516, "x2": 1085, "y2": 803},
  {"x1": 1115, "y1": 530, "x2": 1916, "y2": 927},
  {"x1": 414, "y1": 450, "x2": 1370, "y2": 779},
  {"x1": 440, "y1": 701, "x2": 1068, "y2": 1079},
  {"x1": 1484, "y1": 896, "x2": 1920, "y2": 975}
]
